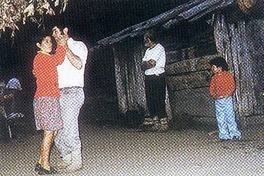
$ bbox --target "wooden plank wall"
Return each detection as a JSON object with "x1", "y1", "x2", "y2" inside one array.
[{"x1": 166, "y1": 55, "x2": 217, "y2": 117}]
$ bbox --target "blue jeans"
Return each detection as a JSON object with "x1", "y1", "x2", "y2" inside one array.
[
  {"x1": 215, "y1": 96, "x2": 241, "y2": 140},
  {"x1": 55, "y1": 87, "x2": 84, "y2": 157}
]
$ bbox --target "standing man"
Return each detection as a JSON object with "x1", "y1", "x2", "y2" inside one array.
[
  {"x1": 52, "y1": 26, "x2": 88, "y2": 172},
  {"x1": 140, "y1": 29, "x2": 168, "y2": 132}
]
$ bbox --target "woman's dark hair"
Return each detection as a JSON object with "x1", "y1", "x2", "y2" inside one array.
[
  {"x1": 144, "y1": 29, "x2": 158, "y2": 43},
  {"x1": 35, "y1": 35, "x2": 57, "y2": 54},
  {"x1": 209, "y1": 56, "x2": 229, "y2": 71},
  {"x1": 50, "y1": 36, "x2": 57, "y2": 54}
]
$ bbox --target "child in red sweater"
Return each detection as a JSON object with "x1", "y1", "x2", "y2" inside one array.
[{"x1": 209, "y1": 57, "x2": 241, "y2": 141}]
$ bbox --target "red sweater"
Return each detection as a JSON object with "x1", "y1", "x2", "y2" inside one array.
[
  {"x1": 209, "y1": 71, "x2": 235, "y2": 98},
  {"x1": 33, "y1": 46, "x2": 66, "y2": 98}
]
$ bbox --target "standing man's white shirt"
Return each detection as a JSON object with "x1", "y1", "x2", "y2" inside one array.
[
  {"x1": 57, "y1": 38, "x2": 88, "y2": 88},
  {"x1": 142, "y1": 43, "x2": 166, "y2": 75}
]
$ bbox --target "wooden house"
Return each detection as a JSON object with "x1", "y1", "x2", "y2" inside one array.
[{"x1": 90, "y1": 0, "x2": 263, "y2": 125}]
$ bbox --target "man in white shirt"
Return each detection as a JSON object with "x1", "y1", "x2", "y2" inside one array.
[
  {"x1": 52, "y1": 26, "x2": 88, "y2": 172},
  {"x1": 141, "y1": 30, "x2": 168, "y2": 132}
]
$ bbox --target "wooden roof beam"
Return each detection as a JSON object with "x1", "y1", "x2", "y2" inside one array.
[
  {"x1": 188, "y1": 0, "x2": 234, "y2": 22},
  {"x1": 97, "y1": 0, "x2": 206, "y2": 46},
  {"x1": 179, "y1": 0, "x2": 225, "y2": 19}
]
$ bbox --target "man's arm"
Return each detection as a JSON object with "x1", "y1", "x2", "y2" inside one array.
[
  {"x1": 65, "y1": 44, "x2": 82, "y2": 70},
  {"x1": 141, "y1": 59, "x2": 156, "y2": 71},
  {"x1": 61, "y1": 28, "x2": 84, "y2": 70}
]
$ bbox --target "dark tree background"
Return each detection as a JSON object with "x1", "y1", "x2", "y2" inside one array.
[{"x1": 0, "y1": 1, "x2": 185, "y2": 120}]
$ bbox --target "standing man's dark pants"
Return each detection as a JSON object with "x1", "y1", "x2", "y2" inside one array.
[{"x1": 145, "y1": 73, "x2": 166, "y2": 118}]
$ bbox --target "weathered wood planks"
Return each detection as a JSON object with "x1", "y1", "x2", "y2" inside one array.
[{"x1": 166, "y1": 55, "x2": 217, "y2": 75}]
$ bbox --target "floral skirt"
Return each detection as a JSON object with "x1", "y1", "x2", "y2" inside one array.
[{"x1": 33, "y1": 97, "x2": 63, "y2": 131}]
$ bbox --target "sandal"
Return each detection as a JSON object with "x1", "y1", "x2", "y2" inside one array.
[
  {"x1": 38, "y1": 166, "x2": 57, "y2": 175},
  {"x1": 34, "y1": 163, "x2": 41, "y2": 172}
]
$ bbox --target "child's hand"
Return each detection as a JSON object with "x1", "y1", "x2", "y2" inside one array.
[{"x1": 217, "y1": 95, "x2": 229, "y2": 99}]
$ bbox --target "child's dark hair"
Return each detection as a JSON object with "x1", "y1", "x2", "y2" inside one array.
[
  {"x1": 209, "y1": 56, "x2": 229, "y2": 71},
  {"x1": 144, "y1": 29, "x2": 158, "y2": 43}
]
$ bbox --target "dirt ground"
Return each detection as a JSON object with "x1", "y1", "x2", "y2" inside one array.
[{"x1": 0, "y1": 99, "x2": 263, "y2": 176}]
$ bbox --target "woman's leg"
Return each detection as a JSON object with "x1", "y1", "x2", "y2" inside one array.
[{"x1": 39, "y1": 130, "x2": 56, "y2": 170}]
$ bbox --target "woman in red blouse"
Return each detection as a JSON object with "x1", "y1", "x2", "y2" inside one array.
[{"x1": 33, "y1": 35, "x2": 66, "y2": 175}]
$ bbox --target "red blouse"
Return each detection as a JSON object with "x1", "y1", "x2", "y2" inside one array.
[{"x1": 33, "y1": 46, "x2": 66, "y2": 98}]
